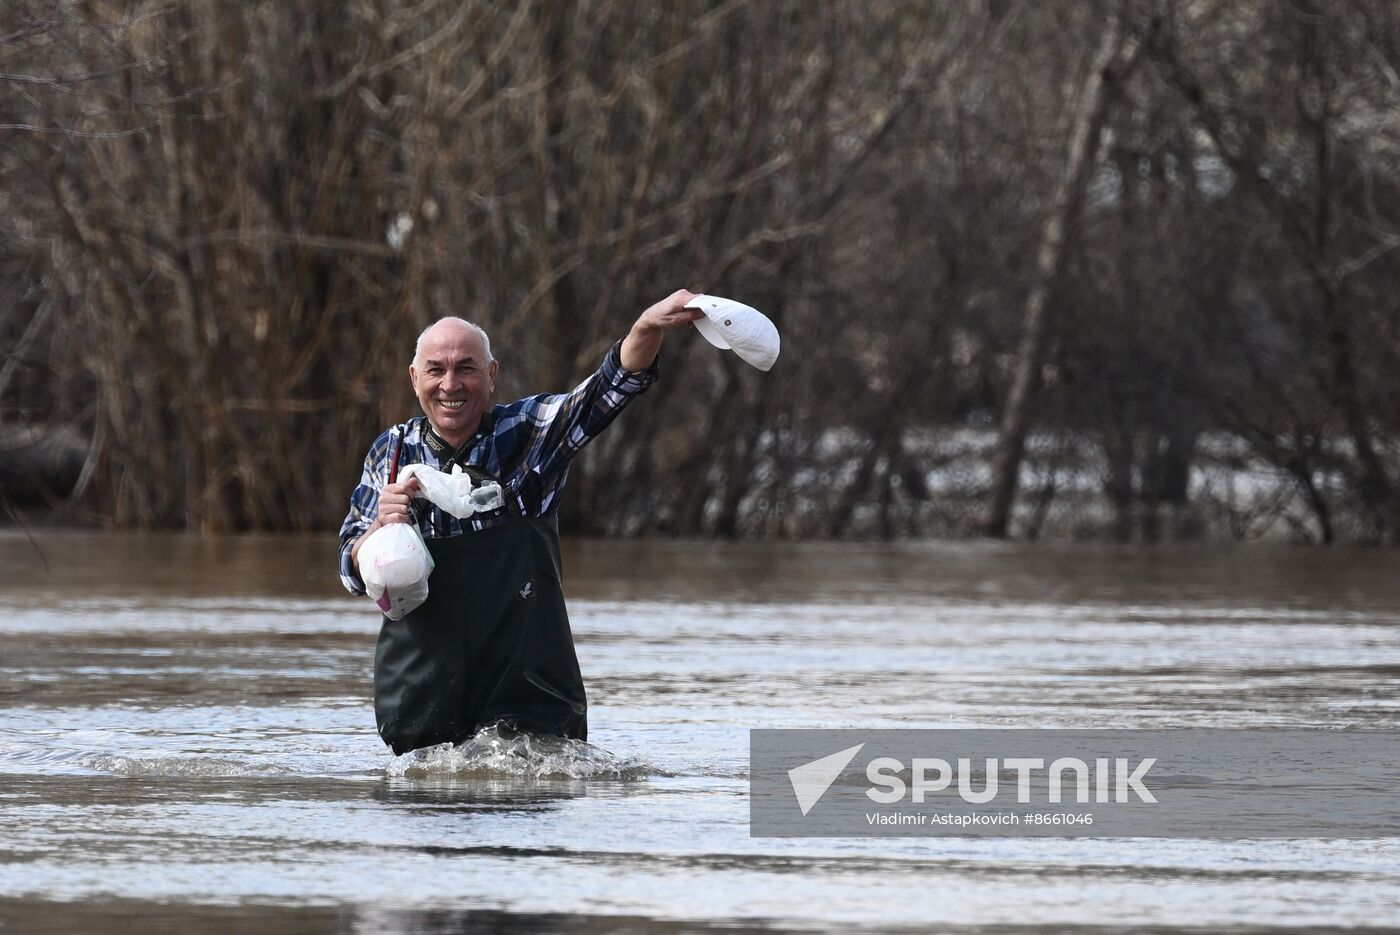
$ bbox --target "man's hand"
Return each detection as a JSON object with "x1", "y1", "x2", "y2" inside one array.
[
  {"x1": 620, "y1": 289, "x2": 705, "y2": 371},
  {"x1": 376, "y1": 477, "x2": 421, "y2": 525},
  {"x1": 635, "y1": 289, "x2": 705, "y2": 334},
  {"x1": 351, "y1": 476, "x2": 421, "y2": 575}
]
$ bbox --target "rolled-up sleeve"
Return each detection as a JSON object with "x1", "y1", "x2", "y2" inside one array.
[
  {"x1": 599, "y1": 338, "x2": 659, "y2": 398},
  {"x1": 338, "y1": 428, "x2": 395, "y2": 596}
]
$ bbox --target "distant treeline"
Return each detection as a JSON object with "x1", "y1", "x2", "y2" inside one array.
[{"x1": 3, "y1": 0, "x2": 1399, "y2": 543}]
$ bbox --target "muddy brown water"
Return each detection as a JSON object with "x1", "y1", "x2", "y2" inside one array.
[{"x1": 1, "y1": 532, "x2": 1398, "y2": 932}]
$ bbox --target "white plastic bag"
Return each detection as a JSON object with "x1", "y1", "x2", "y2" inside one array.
[
  {"x1": 399, "y1": 463, "x2": 505, "y2": 518},
  {"x1": 358, "y1": 522, "x2": 434, "y2": 620}
]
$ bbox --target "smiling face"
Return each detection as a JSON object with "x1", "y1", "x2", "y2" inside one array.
[{"x1": 409, "y1": 320, "x2": 499, "y2": 449}]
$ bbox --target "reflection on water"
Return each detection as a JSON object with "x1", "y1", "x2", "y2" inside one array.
[{"x1": 0, "y1": 531, "x2": 1398, "y2": 932}]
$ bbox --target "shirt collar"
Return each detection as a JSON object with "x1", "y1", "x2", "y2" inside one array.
[{"x1": 421, "y1": 409, "x2": 495, "y2": 464}]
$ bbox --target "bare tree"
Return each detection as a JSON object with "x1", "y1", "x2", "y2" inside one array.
[
  {"x1": 3, "y1": 0, "x2": 1398, "y2": 544},
  {"x1": 982, "y1": 3, "x2": 1141, "y2": 538}
]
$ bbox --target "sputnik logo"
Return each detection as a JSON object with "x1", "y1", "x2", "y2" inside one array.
[{"x1": 788, "y1": 743, "x2": 865, "y2": 816}]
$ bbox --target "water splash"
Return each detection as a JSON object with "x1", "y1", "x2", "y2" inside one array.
[{"x1": 386, "y1": 723, "x2": 656, "y2": 780}]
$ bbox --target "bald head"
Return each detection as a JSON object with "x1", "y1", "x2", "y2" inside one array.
[
  {"x1": 413, "y1": 317, "x2": 493, "y2": 367},
  {"x1": 409, "y1": 317, "x2": 500, "y2": 447}
]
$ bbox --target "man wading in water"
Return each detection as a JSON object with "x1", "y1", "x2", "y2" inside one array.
[{"x1": 338, "y1": 292, "x2": 703, "y2": 754}]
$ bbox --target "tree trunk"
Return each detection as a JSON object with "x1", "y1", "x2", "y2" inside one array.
[{"x1": 982, "y1": 12, "x2": 1131, "y2": 537}]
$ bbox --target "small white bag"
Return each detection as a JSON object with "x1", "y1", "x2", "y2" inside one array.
[
  {"x1": 358, "y1": 522, "x2": 434, "y2": 620},
  {"x1": 399, "y1": 463, "x2": 505, "y2": 518}
]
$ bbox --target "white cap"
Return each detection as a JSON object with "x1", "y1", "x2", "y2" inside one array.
[{"x1": 685, "y1": 294, "x2": 780, "y2": 372}]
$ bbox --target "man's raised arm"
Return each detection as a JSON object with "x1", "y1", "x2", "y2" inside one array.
[{"x1": 620, "y1": 289, "x2": 705, "y2": 372}]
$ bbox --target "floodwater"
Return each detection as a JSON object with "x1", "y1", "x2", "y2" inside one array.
[{"x1": 1, "y1": 531, "x2": 1398, "y2": 933}]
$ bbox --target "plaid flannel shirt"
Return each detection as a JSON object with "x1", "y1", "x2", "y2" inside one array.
[{"x1": 338, "y1": 340, "x2": 656, "y2": 595}]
